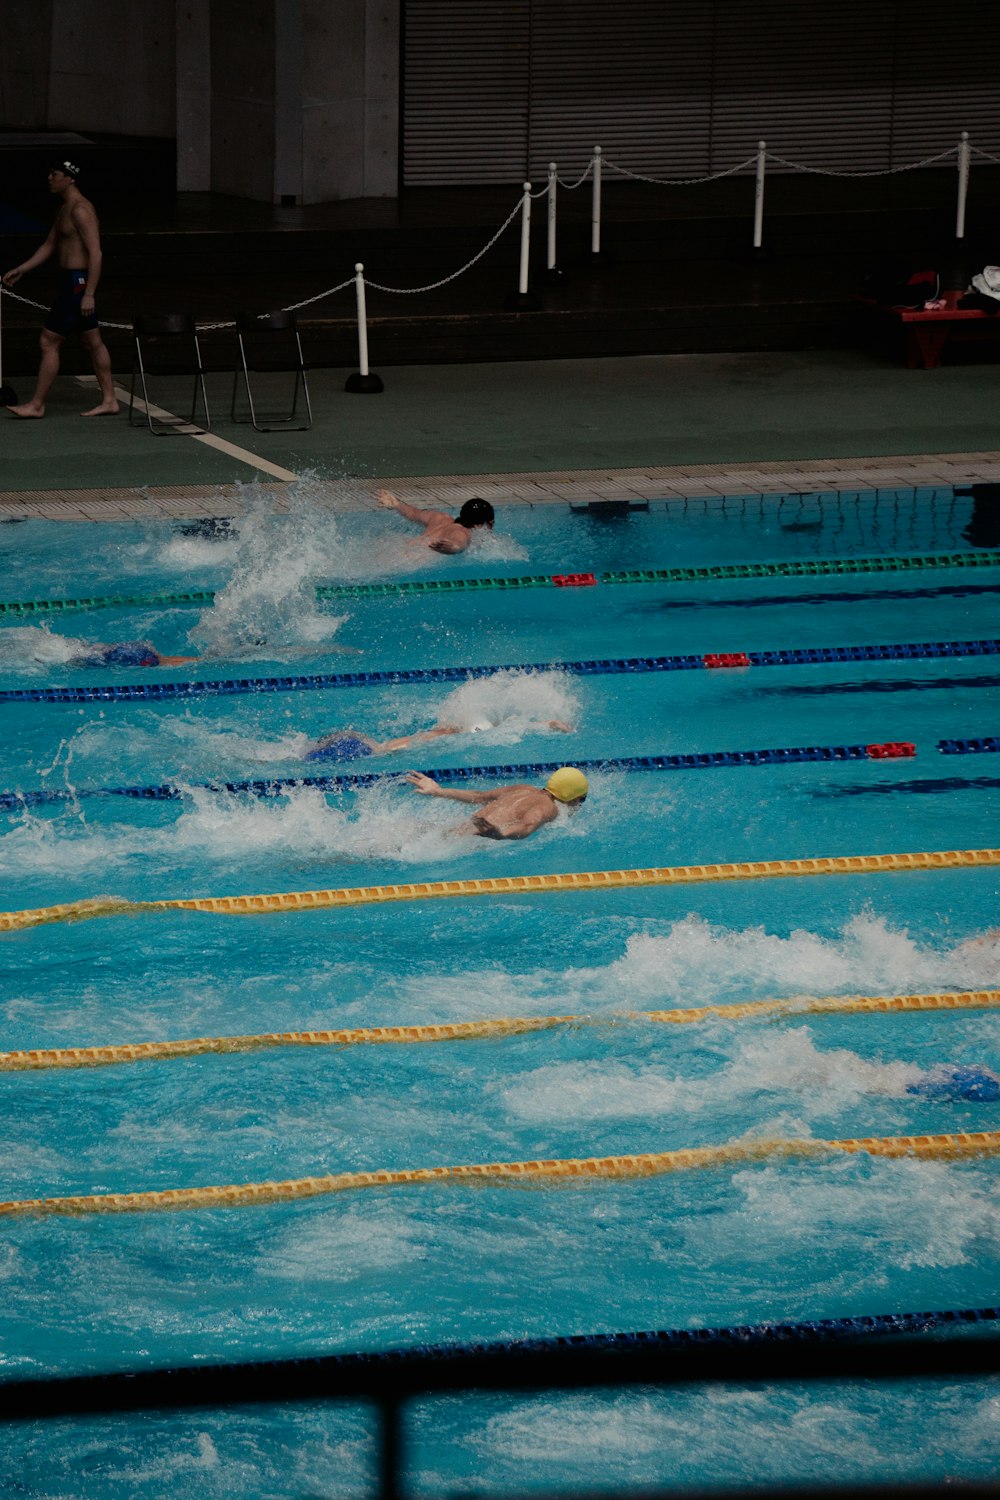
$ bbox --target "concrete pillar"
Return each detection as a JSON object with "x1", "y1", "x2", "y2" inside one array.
[
  {"x1": 176, "y1": 0, "x2": 211, "y2": 192},
  {"x1": 209, "y1": 0, "x2": 276, "y2": 202},
  {"x1": 274, "y1": 0, "x2": 305, "y2": 203},
  {"x1": 300, "y1": 0, "x2": 399, "y2": 203}
]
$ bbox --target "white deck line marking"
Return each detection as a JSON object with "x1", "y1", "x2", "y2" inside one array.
[{"x1": 79, "y1": 378, "x2": 300, "y2": 482}]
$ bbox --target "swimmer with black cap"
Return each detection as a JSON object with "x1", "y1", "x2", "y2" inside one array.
[
  {"x1": 3, "y1": 160, "x2": 119, "y2": 417},
  {"x1": 405, "y1": 765, "x2": 588, "y2": 839},
  {"x1": 377, "y1": 488, "x2": 495, "y2": 554}
]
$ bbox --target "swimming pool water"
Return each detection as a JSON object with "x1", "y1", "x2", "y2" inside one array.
[{"x1": 0, "y1": 485, "x2": 997, "y2": 1496}]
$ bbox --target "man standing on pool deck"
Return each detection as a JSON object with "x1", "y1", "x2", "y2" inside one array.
[
  {"x1": 378, "y1": 488, "x2": 494, "y2": 554},
  {"x1": 2, "y1": 161, "x2": 119, "y2": 419},
  {"x1": 405, "y1": 766, "x2": 588, "y2": 839}
]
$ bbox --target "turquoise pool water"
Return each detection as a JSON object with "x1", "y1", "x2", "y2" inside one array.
[{"x1": 0, "y1": 484, "x2": 998, "y2": 1496}]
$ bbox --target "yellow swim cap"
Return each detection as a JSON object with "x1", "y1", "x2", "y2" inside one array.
[{"x1": 545, "y1": 766, "x2": 589, "y2": 803}]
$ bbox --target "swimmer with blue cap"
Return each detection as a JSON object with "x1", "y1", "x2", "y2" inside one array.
[
  {"x1": 405, "y1": 765, "x2": 588, "y2": 839},
  {"x1": 71, "y1": 640, "x2": 199, "y2": 669},
  {"x1": 306, "y1": 716, "x2": 572, "y2": 764}
]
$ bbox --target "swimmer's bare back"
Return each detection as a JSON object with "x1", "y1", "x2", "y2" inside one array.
[
  {"x1": 405, "y1": 772, "x2": 558, "y2": 839},
  {"x1": 377, "y1": 489, "x2": 471, "y2": 554}
]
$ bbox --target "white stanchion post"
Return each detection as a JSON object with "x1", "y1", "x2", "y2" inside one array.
[
  {"x1": 591, "y1": 145, "x2": 603, "y2": 258},
  {"x1": 956, "y1": 130, "x2": 971, "y2": 240},
  {"x1": 753, "y1": 140, "x2": 766, "y2": 250},
  {"x1": 344, "y1": 262, "x2": 383, "y2": 393},
  {"x1": 505, "y1": 183, "x2": 541, "y2": 309},
  {"x1": 518, "y1": 182, "x2": 531, "y2": 293},
  {"x1": 545, "y1": 162, "x2": 566, "y2": 284}
]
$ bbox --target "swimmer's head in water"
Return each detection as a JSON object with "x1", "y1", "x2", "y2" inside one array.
[
  {"x1": 545, "y1": 766, "x2": 589, "y2": 803},
  {"x1": 469, "y1": 718, "x2": 492, "y2": 733},
  {"x1": 458, "y1": 498, "x2": 495, "y2": 531}
]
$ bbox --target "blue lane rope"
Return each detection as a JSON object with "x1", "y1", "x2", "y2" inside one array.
[
  {"x1": 395, "y1": 1305, "x2": 1000, "y2": 1359},
  {"x1": 939, "y1": 736, "x2": 1000, "y2": 754},
  {"x1": 2, "y1": 736, "x2": 988, "y2": 812},
  {"x1": 1, "y1": 639, "x2": 997, "y2": 705},
  {"x1": 0, "y1": 741, "x2": 883, "y2": 812},
  {"x1": 1, "y1": 1306, "x2": 997, "y2": 1424}
]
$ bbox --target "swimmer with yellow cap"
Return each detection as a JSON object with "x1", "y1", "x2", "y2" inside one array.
[{"x1": 405, "y1": 765, "x2": 588, "y2": 840}]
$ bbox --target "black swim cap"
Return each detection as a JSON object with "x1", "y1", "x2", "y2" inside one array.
[
  {"x1": 458, "y1": 497, "x2": 495, "y2": 529},
  {"x1": 50, "y1": 160, "x2": 81, "y2": 180}
]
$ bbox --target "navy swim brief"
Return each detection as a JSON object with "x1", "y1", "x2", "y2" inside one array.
[
  {"x1": 305, "y1": 733, "x2": 376, "y2": 764},
  {"x1": 44, "y1": 270, "x2": 99, "y2": 335}
]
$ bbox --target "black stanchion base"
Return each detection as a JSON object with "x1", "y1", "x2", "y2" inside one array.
[
  {"x1": 0, "y1": 383, "x2": 19, "y2": 406},
  {"x1": 503, "y1": 290, "x2": 543, "y2": 311},
  {"x1": 344, "y1": 372, "x2": 384, "y2": 394},
  {"x1": 543, "y1": 266, "x2": 568, "y2": 286}
]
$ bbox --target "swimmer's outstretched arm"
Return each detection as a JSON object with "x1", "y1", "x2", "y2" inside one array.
[
  {"x1": 377, "y1": 489, "x2": 451, "y2": 529},
  {"x1": 377, "y1": 726, "x2": 461, "y2": 754},
  {"x1": 155, "y1": 653, "x2": 200, "y2": 666},
  {"x1": 405, "y1": 771, "x2": 501, "y2": 803}
]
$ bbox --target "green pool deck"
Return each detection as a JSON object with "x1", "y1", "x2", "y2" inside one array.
[{"x1": 2, "y1": 348, "x2": 999, "y2": 517}]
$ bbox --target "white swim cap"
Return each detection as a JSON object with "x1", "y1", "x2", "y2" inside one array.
[{"x1": 469, "y1": 719, "x2": 492, "y2": 733}]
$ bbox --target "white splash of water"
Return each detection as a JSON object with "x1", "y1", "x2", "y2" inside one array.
[
  {"x1": 589, "y1": 913, "x2": 1000, "y2": 1005},
  {"x1": 497, "y1": 1028, "x2": 923, "y2": 1124},
  {"x1": 389, "y1": 913, "x2": 1000, "y2": 1029},
  {"x1": 0, "y1": 624, "x2": 91, "y2": 673},
  {"x1": 189, "y1": 488, "x2": 353, "y2": 656},
  {"x1": 426, "y1": 669, "x2": 581, "y2": 741}
]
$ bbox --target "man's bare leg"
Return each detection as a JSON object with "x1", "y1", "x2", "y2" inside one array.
[
  {"x1": 6, "y1": 329, "x2": 62, "y2": 417},
  {"x1": 80, "y1": 328, "x2": 119, "y2": 416}
]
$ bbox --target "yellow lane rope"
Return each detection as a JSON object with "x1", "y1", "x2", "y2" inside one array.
[
  {"x1": 2, "y1": 1132, "x2": 998, "y2": 1219},
  {"x1": 2, "y1": 847, "x2": 998, "y2": 933},
  {"x1": 3, "y1": 991, "x2": 998, "y2": 1073}
]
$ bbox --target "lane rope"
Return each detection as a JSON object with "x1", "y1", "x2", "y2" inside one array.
[
  {"x1": 6, "y1": 736, "x2": 998, "y2": 813},
  {"x1": 2, "y1": 550, "x2": 998, "y2": 617},
  {"x1": 0, "y1": 639, "x2": 997, "y2": 705},
  {"x1": 4, "y1": 990, "x2": 997, "y2": 1072},
  {"x1": 2, "y1": 847, "x2": 997, "y2": 933},
  {"x1": 3, "y1": 1131, "x2": 998, "y2": 1219},
  {"x1": 0, "y1": 739, "x2": 916, "y2": 813}
]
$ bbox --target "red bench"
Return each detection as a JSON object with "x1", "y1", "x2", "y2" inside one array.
[{"x1": 857, "y1": 288, "x2": 1000, "y2": 369}]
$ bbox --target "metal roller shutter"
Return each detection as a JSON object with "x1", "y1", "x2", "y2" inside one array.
[
  {"x1": 403, "y1": 1, "x2": 530, "y2": 184},
  {"x1": 891, "y1": 6, "x2": 1000, "y2": 164},
  {"x1": 402, "y1": 0, "x2": 1000, "y2": 186},
  {"x1": 527, "y1": 0, "x2": 714, "y2": 183},
  {"x1": 709, "y1": 0, "x2": 896, "y2": 173}
]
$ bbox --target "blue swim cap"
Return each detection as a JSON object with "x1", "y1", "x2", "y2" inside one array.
[
  {"x1": 305, "y1": 733, "x2": 375, "y2": 764},
  {"x1": 907, "y1": 1065, "x2": 1000, "y2": 1103}
]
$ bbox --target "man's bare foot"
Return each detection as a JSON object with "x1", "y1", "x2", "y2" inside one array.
[
  {"x1": 80, "y1": 401, "x2": 120, "y2": 417},
  {"x1": 6, "y1": 402, "x2": 44, "y2": 418}
]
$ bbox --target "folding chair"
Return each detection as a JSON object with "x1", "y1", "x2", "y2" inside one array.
[
  {"x1": 129, "y1": 312, "x2": 210, "y2": 434},
  {"x1": 230, "y1": 310, "x2": 312, "y2": 432}
]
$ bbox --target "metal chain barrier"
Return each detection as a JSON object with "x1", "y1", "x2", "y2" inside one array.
[
  {"x1": 363, "y1": 198, "x2": 522, "y2": 294},
  {"x1": 556, "y1": 161, "x2": 593, "y2": 190},
  {"x1": 764, "y1": 145, "x2": 958, "y2": 178},
  {"x1": 1, "y1": 132, "x2": 987, "y2": 341},
  {"x1": 604, "y1": 154, "x2": 758, "y2": 187}
]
